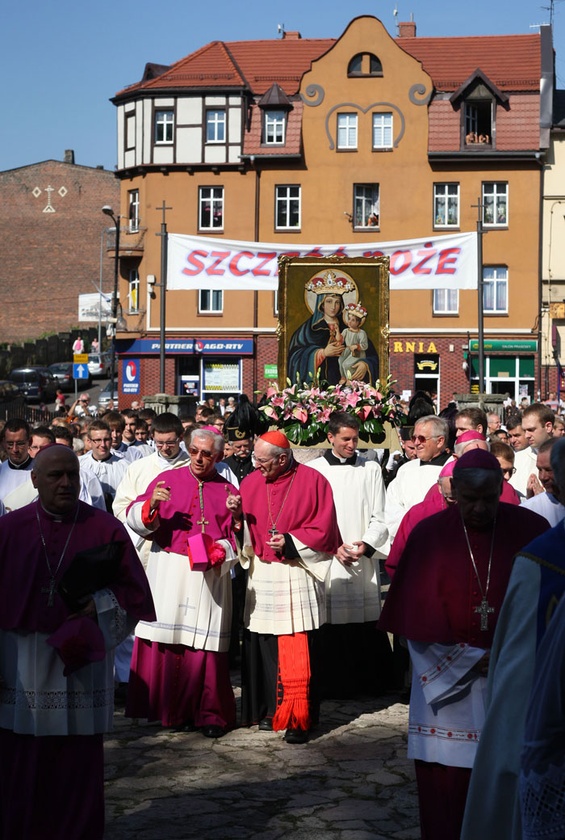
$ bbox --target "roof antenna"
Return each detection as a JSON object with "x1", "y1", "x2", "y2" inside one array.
[
  {"x1": 277, "y1": 23, "x2": 285, "y2": 38},
  {"x1": 393, "y1": 5, "x2": 399, "y2": 35}
]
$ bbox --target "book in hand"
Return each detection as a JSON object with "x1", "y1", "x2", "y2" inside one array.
[{"x1": 58, "y1": 542, "x2": 123, "y2": 612}]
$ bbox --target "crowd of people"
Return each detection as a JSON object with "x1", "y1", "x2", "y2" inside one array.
[{"x1": 1, "y1": 388, "x2": 565, "y2": 838}]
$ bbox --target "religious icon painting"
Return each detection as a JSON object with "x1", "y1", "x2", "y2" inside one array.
[{"x1": 277, "y1": 255, "x2": 390, "y2": 389}]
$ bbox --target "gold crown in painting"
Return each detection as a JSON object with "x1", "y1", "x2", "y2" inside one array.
[
  {"x1": 344, "y1": 301, "x2": 367, "y2": 320},
  {"x1": 305, "y1": 270, "x2": 355, "y2": 295}
]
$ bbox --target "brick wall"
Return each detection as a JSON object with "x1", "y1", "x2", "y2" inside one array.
[{"x1": 0, "y1": 157, "x2": 120, "y2": 343}]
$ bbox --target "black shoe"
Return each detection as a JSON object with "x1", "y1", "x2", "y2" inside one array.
[
  {"x1": 114, "y1": 682, "x2": 128, "y2": 705},
  {"x1": 172, "y1": 721, "x2": 197, "y2": 732},
  {"x1": 258, "y1": 717, "x2": 273, "y2": 731},
  {"x1": 201, "y1": 725, "x2": 227, "y2": 739},
  {"x1": 284, "y1": 727, "x2": 309, "y2": 744}
]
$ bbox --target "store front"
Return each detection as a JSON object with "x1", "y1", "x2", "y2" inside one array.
[
  {"x1": 468, "y1": 340, "x2": 537, "y2": 400},
  {"x1": 116, "y1": 337, "x2": 254, "y2": 402}
]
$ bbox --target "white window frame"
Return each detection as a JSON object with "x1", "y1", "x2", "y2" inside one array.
[
  {"x1": 434, "y1": 183, "x2": 460, "y2": 228},
  {"x1": 128, "y1": 269, "x2": 140, "y2": 314},
  {"x1": 206, "y1": 109, "x2": 226, "y2": 144},
  {"x1": 482, "y1": 182, "x2": 508, "y2": 227},
  {"x1": 483, "y1": 266, "x2": 508, "y2": 314},
  {"x1": 199, "y1": 186, "x2": 224, "y2": 231},
  {"x1": 337, "y1": 113, "x2": 358, "y2": 149},
  {"x1": 128, "y1": 189, "x2": 140, "y2": 233},
  {"x1": 264, "y1": 110, "x2": 286, "y2": 145},
  {"x1": 353, "y1": 184, "x2": 380, "y2": 229},
  {"x1": 198, "y1": 289, "x2": 224, "y2": 314},
  {"x1": 275, "y1": 185, "x2": 301, "y2": 230},
  {"x1": 155, "y1": 110, "x2": 174, "y2": 144},
  {"x1": 372, "y1": 113, "x2": 393, "y2": 149},
  {"x1": 433, "y1": 288, "x2": 459, "y2": 315}
]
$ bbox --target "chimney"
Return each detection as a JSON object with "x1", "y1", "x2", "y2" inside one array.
[
  {"x1": 64, "y1": 149, "x2": 75, "y2": 164},
  {"x1": 398, "y1": 20, "x2": 417, "y2": 38},
  {"x1": 282, "y1": 30, "x2": 302, "y2": 40}
]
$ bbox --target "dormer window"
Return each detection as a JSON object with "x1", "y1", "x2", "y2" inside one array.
[
  {"x1": 348, "y1": 52, "x2": 383, "y2": 77},
  {"x1": 265, "y1": 110, "x2": 286, "y2": 145},
  {"x1": 450, "y1": 70, "x2": 508, "y2": 150},
  {"x1": 258, "y1": 83, "x2": 292, "y2": 147},
  {"x1": 464, "y1": 97, "x2": 493, "y2": 145}
]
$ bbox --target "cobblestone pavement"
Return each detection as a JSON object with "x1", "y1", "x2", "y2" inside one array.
[{"x1": 104, "y1": 681, "x2": 419, "y2": 840}]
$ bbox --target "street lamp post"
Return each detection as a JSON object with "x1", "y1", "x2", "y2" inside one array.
[{"x1": 101, "y1": 205, "x2": 120, "y2": 395}]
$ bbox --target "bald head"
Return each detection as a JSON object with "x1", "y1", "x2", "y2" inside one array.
[{"x1": 32, "y1": 445, "x2": 80, "y2": 515}]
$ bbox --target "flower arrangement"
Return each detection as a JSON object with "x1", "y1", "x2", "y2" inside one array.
[{"x1": 259, "y1": 376, "x2": 403, "y2": 445}]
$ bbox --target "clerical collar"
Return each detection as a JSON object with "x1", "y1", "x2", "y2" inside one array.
[
  {"x1": 324, "y1": 450, "x2": 357, "y2": 467},
  {"x1": 38, "y1": 499, "x2": 80, "y2": 523},
  {"x1": 420, "y1": 451, "x2": 451, "y2": 467},
  {"x1": 8, "y1": 456, "x2": 32, "y2": 470}
]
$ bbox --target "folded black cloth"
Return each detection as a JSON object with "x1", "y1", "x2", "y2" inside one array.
[{"x1": 58, "y1": 542, "x2": 123, "y2": 612}]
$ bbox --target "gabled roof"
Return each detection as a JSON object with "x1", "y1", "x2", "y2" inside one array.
[
  {"x1": 450, "y1": 69, "x2": 509, "y2": 106},
  {"x1": 114, "y1": 29, "x2": 542, "y2": 101}
]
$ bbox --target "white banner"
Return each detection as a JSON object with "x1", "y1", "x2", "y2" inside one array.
[{"x1": 167, "y1": 231, "x2": 477, "y2": 291}]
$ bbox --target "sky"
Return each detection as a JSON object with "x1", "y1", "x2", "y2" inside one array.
[{"x1": 2, "y1": 0, "x2": 565, "y2": 173}]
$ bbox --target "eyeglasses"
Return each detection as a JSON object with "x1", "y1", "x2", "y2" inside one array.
[
  {"x1": 4, "y1": 441, "x2": 28, "y2": 449},
  {"x1": 411, "y1": 435, "x2": 438, "y2": 444},
  {"x1": 253, "y1": 455, "x2": 278, "y2": 465},
  {"x1": 154, "y1": 438, "x2": 179, "y2": 449},
  {"x1": 90, "y1": 437, "x2": 111, "y2": 445},
  {"x1": 188, "y1": 446, "x2": 215, "y2": 459}
]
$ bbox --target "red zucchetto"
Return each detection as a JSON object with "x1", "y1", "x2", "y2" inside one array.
[{"x1": 259, "y1": 430, "x2": 290, "y2": 449}]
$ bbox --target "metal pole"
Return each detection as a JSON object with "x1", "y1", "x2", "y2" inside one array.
[
  {"x1": 476, "y1": 197, "x2": 485, "y2": 394},
  {"x1": 159, "y1": 218, "x2": 168, "y2": 393},
  {"x1": 110, "y1": 218, "x2": 120, "y2": 393},
  {"x1": 156, "y1": 201, "x2": 172, "y2": 394}
]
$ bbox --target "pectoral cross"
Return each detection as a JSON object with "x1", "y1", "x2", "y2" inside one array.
[
  {"x1": 268, "y1": 527, "x2": 278, "y2": 537},
  {"x1": 197, "y1": 516, "x2": 209, "y2": 533},
  {"x1": 42, "y1": 578, "x2": 57, "y2": 607},
  {"x1": 475, "y1": 597, "x2": 494, "y2": 631}
]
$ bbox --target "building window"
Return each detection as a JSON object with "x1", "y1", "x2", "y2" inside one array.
[
  {"x1": 128, "y1": 190, "x2": 140, "y2": 233},
  {"x1": 465, "y1": 100, "x2": 492, "y2": 144},
  {"x1": 433, "y1": 288, "x2": 459, "y2": 315},
  {"x1": 264, "y1": 110, "x2": 286, "y2": 145},
  {"x1": 483, "y1": 266, "x2": 508, "y2": 314},
  {"x1": 354, "y1": 184, "x2": 380, "y2": 229},
  {"x1": 348, "y1": 53, "x2": 383, "y2": 77},
  {"x1": 337, "y1": 113, "x2": 358, "y2": 149},
  {"x1": 482, "y1": 182, "x2": 508, "y2": 226},
  {"x1": 434, "y1": 183, "x2": 460, "y2": 228},
  {"x1": 372, "y1": 113, "x2": 393, "y2": 149},
  {"x1": 155, "y1": 110, "x2": 174, "y2": 144},
  {"x1": 199, "y1": 290, "x2": 223, "y2": 313},
  {"x1": 206, "y1": 110, "x2": 226, "y2": 143},
  {"x1": 275, "y1": 185, "x2": 301, "y2": 229},
  {"x1": 199, "y1": 187, "x2": 224, "y2": 230},
  {"x1": 128, "y1": 269, "x2": 140, "y2": 313}
]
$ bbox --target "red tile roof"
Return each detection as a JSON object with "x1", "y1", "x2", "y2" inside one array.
[
  {"x1": 116, "y1": 31, "x2": 542, "y2": 99},
  {"x1": 399, "y1": 34, "x2": 541, "y2": 91}
]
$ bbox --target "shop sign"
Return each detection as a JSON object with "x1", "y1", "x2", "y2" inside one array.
[
  {"x1": 414, "y1": 353, "x2": 440, "y2": 374},
  {"x1": 116, "y1": 338, "x2": 254, "y2": 355},
  {"x1": 469, "y1": 339, "x2": 538, "y2": 352},
  {"x1": 393, "y1": 341, "x2": 438, "y2": 354},
  {"x1": 264, "y1": 364, "x2": 278, "y2": 379}
]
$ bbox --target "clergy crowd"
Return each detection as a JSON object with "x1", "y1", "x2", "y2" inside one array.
[{"x1": 0, "y1": 392, "x2": 564, "y2": 839}]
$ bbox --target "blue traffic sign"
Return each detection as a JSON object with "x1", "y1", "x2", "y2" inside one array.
[{"x1": 73, "y1": 363, "x2": 89, "y2": 380}]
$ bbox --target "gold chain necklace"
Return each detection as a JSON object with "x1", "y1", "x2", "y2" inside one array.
[
  {"x1": 189, "y1": 466, "x2": 209, "y2": 533},
  {"x1": 266, "y1": 469, "x2": 297, "y2": 537}
]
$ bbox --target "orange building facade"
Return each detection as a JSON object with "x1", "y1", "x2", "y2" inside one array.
[{"x1": 110, "y1": 16, "x2": 553, "y2": 408}]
